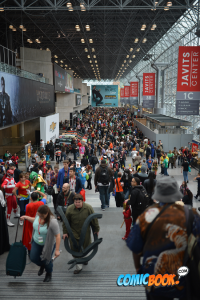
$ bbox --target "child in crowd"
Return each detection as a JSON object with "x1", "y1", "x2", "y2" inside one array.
[{"x1": 122, "y1": 202, "x2": 132, "y2": 240}]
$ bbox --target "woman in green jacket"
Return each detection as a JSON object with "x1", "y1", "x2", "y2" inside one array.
[{"x1": 168, "y1": 150, "x2": 174, "y2": 169}]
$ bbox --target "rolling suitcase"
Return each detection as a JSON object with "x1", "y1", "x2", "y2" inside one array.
[{"x1": 6, "y1": 218, "x2": 27, "y2": 277}]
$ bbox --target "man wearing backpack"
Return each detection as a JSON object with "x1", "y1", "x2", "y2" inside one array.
[
  {"x1": 94, "y1": 159, "x2": 113, "y2": 211},
  {"x1": 126, "y1": 177, "x2": 149, "y2": 223},
  {"x1": 126, "y1": 176, "x2": 200, "y2": 300}
]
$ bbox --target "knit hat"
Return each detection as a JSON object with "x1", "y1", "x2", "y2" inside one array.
[{"x1": 152, "y1": 176, "x2": 183, "y2": 203}]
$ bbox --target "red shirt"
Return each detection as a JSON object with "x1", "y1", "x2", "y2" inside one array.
[
  {"x1": 16, "y1": 180, "x2": 30, "y2": 197},
  {"x1": 11, "y1": 155, "x2": 19, "y2": 162}
]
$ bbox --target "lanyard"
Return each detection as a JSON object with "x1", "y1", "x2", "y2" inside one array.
[{"x1": 38, "y1": 218, "x2": 42, "y2": 235}]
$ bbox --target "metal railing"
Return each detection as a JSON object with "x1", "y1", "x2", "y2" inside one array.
[{"x1": 0, "y1": 62, "x2": 49, "y2": 84}]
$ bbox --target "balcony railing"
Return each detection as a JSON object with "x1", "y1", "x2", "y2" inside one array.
[{"x1": 0, "y1": 62, "x2": 49, "y2": 84}]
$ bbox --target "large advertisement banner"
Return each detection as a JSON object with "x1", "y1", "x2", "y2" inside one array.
[
  {"x1": 120, "y1": 88, "x2": 124, "y2": 104},
  {"x1": 176, "y1": 46, "x2": 200, "y2": 115},
  {"x1": 143, "y1": 73, "x2": 155, "y2": 108},
  {"x1": 124, "y1": 86, "x2": 130, "y2": 105},
  {"x1": 0, "y1": 71, "x2": 55, "y2": 128},
  {"x1": 130, "y1": 82, "x2": 138, "y2": 106},
  {"x1": 91, "y1": 85, "x2": 118, "y2": 107},
  {"x1": 54, "y1": 63, "x2": 74, "y2": 93}
]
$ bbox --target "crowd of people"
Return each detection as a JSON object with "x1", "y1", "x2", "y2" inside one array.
[{"x1": 0, "y1": 107, "x2": 200, "y2": 299}]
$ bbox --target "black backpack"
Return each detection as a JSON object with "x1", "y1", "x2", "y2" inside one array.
[
  {"x1": 135, "y1": 186, "x2": 150, "y2": 214},
  {"x1": 98, "y1": 166, "x2": 110, "y2": 185},
  {"x1": 92, "y1": 156, "x2": 98, "y2": 165}
]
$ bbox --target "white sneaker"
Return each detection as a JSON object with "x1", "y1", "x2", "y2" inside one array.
[
  {"x1": 7, "y1": 220, "x2": 15, "y2": 227},
  {"x1": 101, "y1": 208, "x2": 105, "y2": 211},
  {"x1": 19, "y1": 220, "x2": 24, "y2": 226},
  {"x1": 14, "y1": 213, "x2": 20, "y2": 218}
]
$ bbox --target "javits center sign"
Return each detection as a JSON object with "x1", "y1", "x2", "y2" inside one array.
[{"x1": 91, "y1": 85, "x2": 118, "y2": 107}]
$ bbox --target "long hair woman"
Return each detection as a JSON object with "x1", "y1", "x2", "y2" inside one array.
[{"x1": 20, "y1": 205, "x2": 60, "y2": 282}]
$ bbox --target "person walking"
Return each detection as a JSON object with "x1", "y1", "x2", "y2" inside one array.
[
  {"x1": 94, "y1": 159, "x2": 113, "y2": 211},
  {"x1": 86, "y1": 165, "x2": 92, "y2": 190},
  {"x1": 114, "y1": 172, "x2": 124, "y2": 207},
  {"x1": 163, "y1": 154, "x2": 169, "y2": 176},
  {"x1": 20, "y1": 205, "x2": 61, "y2": 282},
  {"x1": 62, "y1": 194, "x2": 100, "y2": 274},
  {"x1": 60, "y1": 143, "x2": 67, "y2": 162},
  {"x1": 168, "y1": 150, "x2": 174, "y2": 169},
  {"x1": 57, "y1": 160, "x2": 69, "y2": 191},
  {"x1": 64, "y1": 167, "x2": 83, "y2": 194},
  {"x1": 194, "y1": 173, "x2": 200, "y2": 199},
  {"x1": 181, "y1": 158, "x2": 190, "y2": 183}
]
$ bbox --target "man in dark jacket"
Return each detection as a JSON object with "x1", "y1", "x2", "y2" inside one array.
[
  {"x1": 57, "y1": 183, "x2": 75, "y2": 209},
  {"x1": 64, "y1": 167, "x2": 82, "y2": 194},
  {"x1": 71, "y1": 140, "x2": 78, "y2": 161},
  {"x1": 94, "y1": 159, "x2": 113, "y2": 211}
]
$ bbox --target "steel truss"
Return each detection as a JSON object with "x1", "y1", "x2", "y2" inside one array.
[{"x1": 122, "y1": 1, "x2": 200, "y2": 138}]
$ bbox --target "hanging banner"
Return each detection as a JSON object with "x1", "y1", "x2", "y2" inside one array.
[
  {"x1": 120, "y1": 88, "x2": 124, "y2": 104},
  {"x1": 192, "y1": 142, "x2": 198, "y2": 152},
  {"x1": 143, "y1": 73, "x2": 155, "y2": 108},
  {"x1": 176, "y1": 46, "x2": 200, "y2": 115},
  {"x1": 124, "y1": 86, "x2": 130, "y2": 105},
  {"x1": 130, "y1": 82, "x2": 138, "y2": 106}
]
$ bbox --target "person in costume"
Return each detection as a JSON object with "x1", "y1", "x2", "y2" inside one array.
[
  {"x1": 2, "y1": 169, "x2": 19, "y2": 227},
  {"x1": 0, "y1": 188, "x2": 10, "y2": 255},
  {"x1": 22, "y1": 191, "x2": 45, "y2": 254},
  {"x1": 30, "y1": 171, "x2": 47, "y2": 199},
  {"x1": 122, "y1": 202, "x2": 132, "y2": 240},
  {"x1": 12, "y1": 172, "x2": 31, "y2": 226}
]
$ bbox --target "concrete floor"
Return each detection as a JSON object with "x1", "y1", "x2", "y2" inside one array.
[{"x1": 0, "y1": 153, "x2": 199, "y2": 299}]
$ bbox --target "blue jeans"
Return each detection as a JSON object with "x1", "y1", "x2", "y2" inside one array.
[
  {"x1": 183, "y1": 171, "x2": 188, "y2": 182},
  {"x1": 60, "y1": 152, "x2": 66, "y2": 162},
  {"x1": 92, "y1": 164, "x2": 96, "y2": 172},
  {"x1": 73, "y1": 152, "x2": 77, "y2": 160},
  {"x1": 98, "y1": 186, "x2": 110, "y2": 209},
  {"x1": 18, "y1": 199, "x2": 29, "y2": 217},
  {"x1": 164, "y1": 167, "x2": 169, "y2": 176},
  {"x1": 30, "y1": 240, "x2": 54, "y2": 273},
  {"x1": 124, "y1": 189, "x2": 130, "y2": 200}
]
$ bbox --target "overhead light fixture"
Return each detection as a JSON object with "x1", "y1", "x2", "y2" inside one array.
[
  {"x1": 142, "y1": 38, "x2": 147, "y2": 43},
  {"x1": 46, "y1": 48, "x2": 50, "y2": 51},
  {"x1": 19, "y1": 25, "x2": 24, "y2": 29},
  {"x1": 124, "y1": 60, "x2": 126, "y2": 63},
  {"x1": 81, "y1": 39, "x2": 85, "y2": 43},
  {"x1": 75, "y1": 25, "x2": 80, "y2": 31},
  {"x1": 68, "y1": 6, "x2": 73, "y2": 11},
  {"x1": 164, "y1": 6, "x2": 169, "y2": 10},
  {"x1": 87, "y1": 55, "x2": 90, "y2": 58},
  {"x1": 23, "y1": 28, "x2": 27, "y2": 31},
  {"x1": 66, "y1": 2, "x2": 72, "y2": 7},
  {"x1": 167, "y1": 1, "x2": 172, "y2": 6},
  {"x1": 122, "y1": 64, "x2": 124, "y2": 66},
  {"x1": 0, "y1": 7, "x2": 4, "y2": 11},
  {"x1": 85, "y1": 48, "x2": 88, "y2": 52},
  {"x1": 85, "y1": 25, "x2": 90, "y2": 31},
  {"x1": 9, "y1": 25, "x2": 13, "y2": 29},
  {"x1": 129, "y1": 60, "x2": 132, "y2": 63},
  {"x1": 89, "y1": 60, "x2": 92, "y2": 63},
  {"x1": 91, "y1": 64, "x2": 93, "y2": 67},
  {"x1": 55, "y1": 60, "x2": 58, "y2": 63},
  {"x1": 89, "y1": 39, "x2": 93, "y2": 43},
  {"x1": 93, "y1": 55, "x2": 96, "y2": 58},
  {"x1": 132, "y1": 55, "x2": 136, "y2": 58},
  {"x1": 134, "y1": 38, "x2": 139, "y2": 43},
  {"x1": 95, "y1": 60, "x2": 97, "y2": 63},
  {"x1": 92, "y1": 48, "x2": 95, "y2": 52},
  {"x1": 54, "y1": 55, "x2": 58, "y2": 58},
  {"x1": 60, "y1": 60, "x2": 63, "y2": 63},
  {"x1": 75, "y1": 25, "x2": 79, "y2": 28},
  {"x1": 126, "y1": 55, "x2": 129, "y2": 58},
  {"x1": 130, "y1": 48, "x2": 133, "y2": 52},
  {"x1": 65, "y1": 64, "x2": 68, "y2": 67},
  {"x1": 96, "y1": 64, "x2": 98, "y2": 67},
  {"x1": 141, "y1": 24, "x2": 146, "y2": 31},
  {"x1": 12, "y1": 28, "x2": 16, "y2": 32},
  {"x1": 136, "y1": 48, "x2": 140, "y2": 52},
  {"x1": 60, "y1": 64, "x2": 63, "y2": 67}
]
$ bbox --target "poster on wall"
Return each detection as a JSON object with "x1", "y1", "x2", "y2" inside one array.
[
  {"x1": 40, "y1": 113, "x2": 59, "y2": 144},
  {"x1": 124, "y1": 86, "x2": 130, "y2": 105},
  {"x1": 0, "y1": 71, "x2": 55, "y2": 128},
  {"x1": 176, "y1": 46, "x2": 200, "y2": 115},
  {"x1": 143, "y1": 73, "x2": 155, "y2": 108},
  {"x1": 120, "y1": 88, "x2": 124, "y2": 104},
  {"x1": 54, "y1": 63, "x2": 74, "y2": 93},
  {"x1": 130, "y1": 82, "x2": 138, "y2": 106},
  {"x1": 76, "y1": 94, "x2": 82, "y2": 106},
  {"x1": 91, "y1": 85, "x2": 118, "y2": 107}
]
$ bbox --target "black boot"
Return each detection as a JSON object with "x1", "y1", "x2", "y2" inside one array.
[
  {"x1": 38, "y1": 266, "x2": 45, "y2": 276},
  {"x1": 43, "y1": 272, "x2": 52, "y2": 282}
]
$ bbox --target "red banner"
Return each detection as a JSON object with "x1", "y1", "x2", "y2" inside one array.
[
  {"x1": 177, "y1": 46, "x2": 200, "y2": 92},
  {"x1": 192, "y1": 143, "x2": 198, "y2": 152},
  {"x1": 143, "y1": 73, "x2": 155, "y2": 96},
  {"x1": 130, "y1": 82, "x2": 138, "y2": 97},
  {"x1": 120, "y1": 88, "x2": 124, "y2": 98},
  {"x1": 124, "y1": 86, "x2": 130, "y2": 97}
]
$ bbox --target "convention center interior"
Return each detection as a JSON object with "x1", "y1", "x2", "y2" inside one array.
[{"x1": 1, "y1": 0, "x2": 200, "y2": 299}]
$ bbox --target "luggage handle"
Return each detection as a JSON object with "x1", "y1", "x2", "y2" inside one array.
[{"x1": 14, "y1": 218, "x2": 26, "y2": 243}]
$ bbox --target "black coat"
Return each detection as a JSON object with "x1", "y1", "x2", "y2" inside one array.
[
  {"x1": 57, "y1": 191, "x2": 75, "y2": 208},
  {"x1": 81, "y1": 157, "x2": 88, "y2": 167}
]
